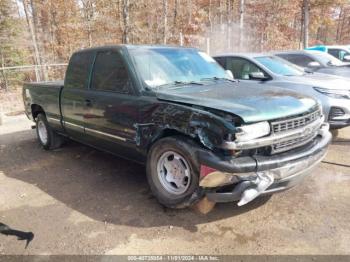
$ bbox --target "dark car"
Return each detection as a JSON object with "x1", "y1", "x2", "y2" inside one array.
[
  {"x1": 23, "y1": 45, "x2": 331, "y2": 209},
  {"x1": 275, "y1": 50, "x2": 350, "y2": 78}
]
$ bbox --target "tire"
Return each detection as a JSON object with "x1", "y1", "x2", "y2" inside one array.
[
  {"x1": 36, "y1": 113, "x2": 63, "y2": 150},
  {"x1": 146, "y1": 136, "x2": 200, "y2": 208},
  {"x1": 330, "y1": 129, "x2": 339, "y2": 138}
]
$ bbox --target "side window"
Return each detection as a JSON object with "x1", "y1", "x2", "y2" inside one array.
[
  {"x1": 226, "y1": 57, "x2": 263, "y2": 80},
  {"x1": 281, "y1": 54, "x2": 314, "y2": 67},
  {"x1": 65, "y1": 52, "x2": 95, "y2": 89},
  {"x1": 339, "y1": 50, "x2": 348, "y2": 61},
  {"x1": 328, "y1": 49, "x2": 340, "y2": 60},
  {"x1": 214, "y1": 57, "x2": 226, "y2": 68},
  {"x1": 91, "y1": 51, "x2": 131, "y2": 93}
]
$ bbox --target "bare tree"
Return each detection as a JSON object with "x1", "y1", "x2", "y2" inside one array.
[
  {"x1": 121, "y1": 0, "x2": 130, "y2": 44},
  {"x1": 239, "y1": 0, "x2": 244, "y2": 50},
  {"x1": 80, "y1": 0, "x2": 95, "y2": 47},
  {"x1": 22, "y1": 0, "x2": 43, "y2": 81},
  {"x1": 208, "y1": 0, "x2": 212, "y2": 33},
  {"x1": 226, "y1": 0, "x2": 231, "y2": 50},
  {"x1": 336, "y1": 5, "x2": 344, "y2": 42},
  {"x1": 303, "y1": 0, "x2": 309, "y2": 48},
  {"x1": 162, "y1": 0, "x2": 168, "y2": 44},
  {"x1": 0, "y1": 49, "x2": 9, "y2": 90}
]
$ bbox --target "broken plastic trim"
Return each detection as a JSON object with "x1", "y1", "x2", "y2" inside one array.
[
  {"x1": 237, "y1": 172, "x2": 274, "y2": 206},
  {"x1": 201, "y1": 145, "x2": 328, "y2": 205}
]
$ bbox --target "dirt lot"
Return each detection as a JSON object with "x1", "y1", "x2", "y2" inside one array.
[{"x1": 0, "y1": 114, "x2": 349, "y2": 255}]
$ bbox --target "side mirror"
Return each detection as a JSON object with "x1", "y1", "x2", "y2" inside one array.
[
  {"x1": 225, "y1": 70, "x2": 234, "y2": 80},
  {"x1": 307, "y1": 61, "x2": 321, "y2": 68},
  {"x1": 343, "y1": 55, "x2": 350, "y2": 62},
  {"x1": 249, "y1": 72, "x2": 269, "y2": 81},
  {"x1": 304, "y1": 67, "x2": 314, "y2": 73}
]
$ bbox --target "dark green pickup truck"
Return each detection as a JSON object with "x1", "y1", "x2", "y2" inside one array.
[{"x1": 23, "y1": 45, "x2": 332, "y2": 208}]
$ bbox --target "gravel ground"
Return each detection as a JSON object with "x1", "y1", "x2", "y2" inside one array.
[{"x1": 0, "y1": 114, "x2": 349, "y2": 255}]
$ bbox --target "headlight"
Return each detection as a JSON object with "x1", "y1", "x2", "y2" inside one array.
[
  {"x1": 313, "y1": 87, "x2": 350, "y2": 99},
  {"x1": 235, "y1": 121, "x2": 271, "y2": 142}
]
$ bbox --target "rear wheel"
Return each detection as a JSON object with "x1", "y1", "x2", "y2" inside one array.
[
  {"x1": 36, "y1": 113, "x2": 63, "y2": 150},
  {"x1": 146, "y1": 136, "x2": 200, "y2": 208}
]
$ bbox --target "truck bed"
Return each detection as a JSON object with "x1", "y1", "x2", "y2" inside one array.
[
  {"x1": 23, "y1": 80, "x2": 64, "y2": 124},
  {"x1": 24, "y1": 80, "x2": 64, "y2": 88}
]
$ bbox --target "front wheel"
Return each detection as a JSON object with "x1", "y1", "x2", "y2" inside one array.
[
  {"x1": 146, "y1": 136, "x2": 200, "y2": 208},
  {"x1": 36, "y1": 113, "x2": 63, "y2": 150},
  {"x1": 330, "y1": 129, "x2": 339, "y2": 138}
]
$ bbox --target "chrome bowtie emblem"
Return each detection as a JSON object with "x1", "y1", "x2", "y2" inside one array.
[{"x1": 303, "y1": 126, "x2": 312, "y2": 136}]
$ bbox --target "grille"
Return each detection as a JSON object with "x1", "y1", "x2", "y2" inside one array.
[
  {"x1": 270, "y1": 107, "x2": 322, "y2": 154},
  {"x1": 272, "y1": 108, "x2": 321, "y2": 134},
  {"x1": 272, "y1": 132, "x2": 316, "y2": 154}
]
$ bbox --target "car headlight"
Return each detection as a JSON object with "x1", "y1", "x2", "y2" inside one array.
[
  {"x1": 313, "y1": 87, "x2": 350, "y2": 99},
  {"x1": 235, "y1": 121, "x2": 271, "y2": 142}
]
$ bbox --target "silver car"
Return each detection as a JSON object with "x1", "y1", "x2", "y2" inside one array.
[{"x1": 214, "y1": 53, "x2": 350, "y2": 129}]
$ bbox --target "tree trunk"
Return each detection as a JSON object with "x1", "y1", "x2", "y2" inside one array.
[
  {"x1": 239, "y1": 0, "x2": 244, "y2": 50},
  {"x1": 208, "y1": 0, "x2": 212, "y2": 33},
  {"x1": 0, "y1": 50, "x2": 9, "y2": 91},
  {"x1": 303, "y1": 0, "x2": 309, "y2": 48},
  {"x1": 173, "y1": 0, "x2": 178, "y2": 41},
  {"x1": 122, "y1": 0, "x2": 130, "y2": 44},
  {"x1": 336, "y1": 6, "x2": 344, "y2": 42},
  {"x1": 162, "y1": 0, "x2": 168, "y2": 44},
  {"x1": 188, "y1": 0, "x2": 192, "y2": 24},
  {"x1": 30, "y1": 0, "x2": 48, "y2": 80},
  {"x1": 81, "y1": 0, "x2": 94, "y2": 47},
  {"x1": 226, "y1": 0, "x2": 231, "y2": 50},
  {"x1": 22, "y1": 0, "x2": 42, "y2": 81}
]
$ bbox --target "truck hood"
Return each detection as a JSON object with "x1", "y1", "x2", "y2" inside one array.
[
  {"x1": 285, "y1": 73, "x2": 350, "y2": 90},
  {"x1": 155, "y1": 81, "x2": 317, "y2": 123}
]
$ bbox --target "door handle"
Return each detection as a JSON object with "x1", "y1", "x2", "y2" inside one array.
[{"x1": 85, "y1": 99, "x2": 93, "y2": 107}]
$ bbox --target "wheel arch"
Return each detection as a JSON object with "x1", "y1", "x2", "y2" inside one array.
[
  {"x1": 31, "y1": 104, "x2": 45, "y2": 120},
  {"x1": 137, "y1": 103, "x2": 238, "y2": 153},
  {"x1": 146, "y1": 128, "x2": 202, "y2": 153}
]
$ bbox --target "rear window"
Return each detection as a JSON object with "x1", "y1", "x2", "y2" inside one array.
[{"x1": 65, "y1": 52, "x2": 95, "y2": 89}]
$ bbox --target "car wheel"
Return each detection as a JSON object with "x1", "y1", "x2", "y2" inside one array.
[
  {"x1": 36, "y1": 113, "x2": 63, "y2": 150},
  {"x1": 330, "y1": 129, "x2": 339, "y2": 138},
  {"x1": 146, "y1": 136, "x2": 200, "y2": 208}
]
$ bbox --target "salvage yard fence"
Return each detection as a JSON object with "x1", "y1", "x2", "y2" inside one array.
[{"x1": 0, "y1": 63, "x2": 68, "y2": 91}]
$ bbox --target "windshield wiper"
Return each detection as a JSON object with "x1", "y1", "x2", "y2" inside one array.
[
  {"x1": 156, "y1": 80, "x2": 204, "y2": 90},
  {"x1": 200, "y1": 77, "x2": 236, "y2": 82},
  {"x1": 174, "y1": 80, "x2": 203, "y2": 85}
]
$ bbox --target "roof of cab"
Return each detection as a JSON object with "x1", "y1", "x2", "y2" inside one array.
[
  {"x1": 274, "y1": 50, "x2": 321, "y2": 55},
  {"x1": 72, "y1": 44, "x2": 196, "y2": 54},
  {"x1": 213, "y1": 52, "x2": 270, "y2": 58}
]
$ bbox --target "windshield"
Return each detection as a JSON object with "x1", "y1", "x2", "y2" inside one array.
[
  {"x1": 255, "y1": 56, "x2": 304, "y2": 76},
  {"x1": 311, "y1": 51, "x2": 345, "y2": 66},
  {"x1": 129, "y1": 48, "x2": 229, "y2": 89}
]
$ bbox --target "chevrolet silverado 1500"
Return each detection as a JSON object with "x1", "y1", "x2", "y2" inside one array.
[{"x1": 23, "y1": 45, "x2": 332, "y2": 208}]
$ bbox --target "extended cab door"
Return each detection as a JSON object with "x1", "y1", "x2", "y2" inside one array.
[
  {"x1": 61, "y1": 51, "x2": 95, "y2": 140},
  {"x1": 82, "y1": 49, "x2": 140, "y2": 159}
]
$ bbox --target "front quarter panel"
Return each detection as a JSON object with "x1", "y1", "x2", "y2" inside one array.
[{"x1": 135, "y1": 98, "x2": 237, "y2": 152}]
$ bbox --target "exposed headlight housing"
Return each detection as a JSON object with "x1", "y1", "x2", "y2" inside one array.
[
  {"x1": 235, "y1": 121, "x2": 271, "y2": 142},
  {"x1": 313, "y1": 87, "x2": 350, "y2": 99}
]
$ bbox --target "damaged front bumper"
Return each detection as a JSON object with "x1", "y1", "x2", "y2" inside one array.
[{"x1": 197, "y1": 123, "x2": 332, "y2": 205}]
